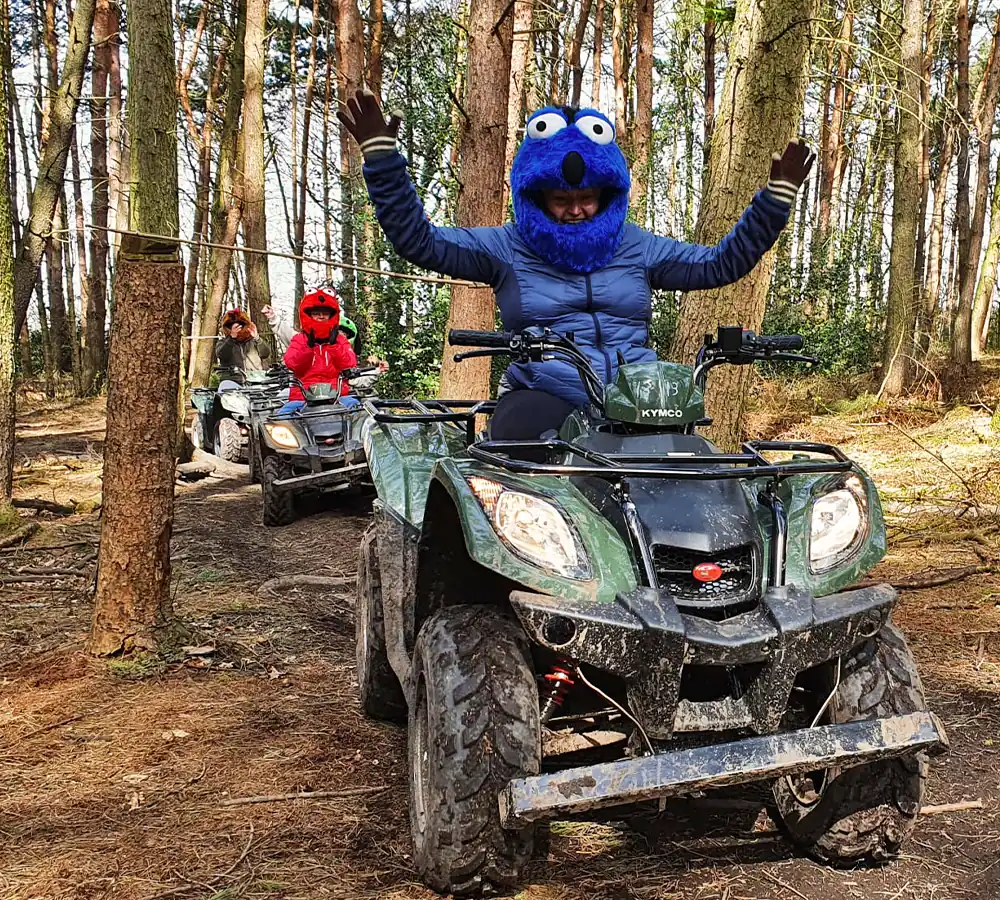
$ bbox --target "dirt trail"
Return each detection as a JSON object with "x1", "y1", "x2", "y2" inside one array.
[{"x1": 2, "y1": 397, "x2": 999, "y2": 900}]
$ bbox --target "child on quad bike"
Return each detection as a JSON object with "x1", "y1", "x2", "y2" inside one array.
[
  {"x1": 278, "y1": 288, "x2": 358, "y2": 413},
  {"x1": 216, "y1": 308, "x2": 271, "y2": 385},
  {"x1": 338, "y1": 91, "x2": 813, "y2": 439}
]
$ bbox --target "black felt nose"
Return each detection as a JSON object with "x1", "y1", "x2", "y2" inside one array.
[{"x1": 562, "y1": 151, "x2": 586, "y2": 186}]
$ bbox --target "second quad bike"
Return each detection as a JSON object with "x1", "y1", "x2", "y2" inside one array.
[
  {"x1": 252, "y1": 366, "x2": 381, "y2": 526},
  {"x1": 355, "y1": 325, "x2": 948, "y2": 896},
  {"x1": 189, "y1": 366, "x2": 288, "y2": 463}
]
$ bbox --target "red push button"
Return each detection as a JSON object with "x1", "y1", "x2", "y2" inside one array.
[{"x1": 692, "y1": 562, "x2": 723, "y2": 583}]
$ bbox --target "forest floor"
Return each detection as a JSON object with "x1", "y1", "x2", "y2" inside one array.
[{"x1": 3, "y1": 374, "x2": 1000, "y2": 900}]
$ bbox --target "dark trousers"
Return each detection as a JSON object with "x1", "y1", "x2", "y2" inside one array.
[{"x1": 489, "y1": 389, "x2": 576, "y2": 442}]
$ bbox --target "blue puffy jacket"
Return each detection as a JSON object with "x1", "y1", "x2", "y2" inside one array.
[{"x1": 362, "y1": 151, "x2": 790, "y2": 408}]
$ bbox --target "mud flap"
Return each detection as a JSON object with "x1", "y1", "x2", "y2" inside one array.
[{"x1": 499, "y1": 711, "x2": 948, "y2": 826}]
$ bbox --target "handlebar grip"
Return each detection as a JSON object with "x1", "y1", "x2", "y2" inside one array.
[
  {"x1": 754, "y1": 334, "x2": 804, "y2": 352},
  {"x1": 448, "y1": 329, "x2": 512, "y2": 348}
]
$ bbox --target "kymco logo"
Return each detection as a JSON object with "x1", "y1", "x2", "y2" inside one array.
[{"x1": 640, "y1": 408, "x2": 683, "y2": 418}]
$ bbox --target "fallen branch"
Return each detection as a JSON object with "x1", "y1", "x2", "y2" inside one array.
[
  {"x1": 0, "y1": 523, "x2": 40, "y2": 549},
  {"x1": 920, "y1": 799, "x2": 984, "y2": 816},
  {"x1": 186, "y1": 448, "x2": 248, "y2": 480},
  {"x1": 9, "y1": 566, "x2": 91, "y2": 577},
  {"x1": 0, "y1": 539, "x2": 96, "y2": 553},
  {"x1": 12, "y1": 498, "x2": 77, "y2": 515},
  {"x1": 218, "y1": 785, "x2": 386, "y2": 807},
  {"x1": 258, "y1": 574, "x2": 355, "y2": 596},
  {"x1": 852, "y1": 565, "x2": 991, "y2": 591}
]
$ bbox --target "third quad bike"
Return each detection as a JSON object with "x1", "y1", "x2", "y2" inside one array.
[
  {"x1": 253, "y1": 366, "x2": 381, "y2": 526},
  {"x1": 355, "y1": 326, "x2": 948, "y2": 896}
]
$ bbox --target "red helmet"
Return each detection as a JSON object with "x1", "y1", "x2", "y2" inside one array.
[{"x1": 299, "y1": 288, "x2": 342, "y2": 343}]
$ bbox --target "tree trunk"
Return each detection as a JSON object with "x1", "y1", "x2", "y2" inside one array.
[
  {"x1": 241, "y1": 0, "x2": 271, "y2": 325},
  {"x1": 819, "y1": 0, "x2": 853, "y2": 267},
  {"x1": 880, "y1": 0, "x2": 924, "y2": 396},
  {"x1": 85, "y1": 0, "x2": 111, "y2": 393},
  {"x1": 90, "y1": 0, "x2": 184, "y2": 656},
  {"x1": 189, "y1": 0, "x2": 246, "y2": 386},
  {"x1": 611, "y1": 0, "x2": 627, "y2": 151},
  {"x1": 336, "y1": 0, "x2": 365, "y2": 320},
  {"x1": 0, "y1": 0, "x2": 15, "y2": 502},
  {"x1": 368, "y1": 0, "x2": 384, "y2": 95},
  {"x1": 569, "y1": 0, "x2": 593, "y2": 107},
  {"x1": 69, "y1": 128, "x2": 90, "y2": 382},
  {"x1": 108, "y1": 0, "x2": 128, "y2": 262},
  {"x1": 920, "y1": 120, "x2": 955, "y2": 353},
  {"x1": 504, "y1": 0, "x2": 535, "y2": 208},
  {"x1": 703, "y1": 13, "x2": 715, "y2": 170},
  {"x1": 964, "y1": 14, "x2": 1000, "y2": 360},
  {"x1": 13, "y1": 0, "x2": 95, "y2": 339},
  {"x1": 950, "y1": 0, "x2": 973, "y2": 366},
  {"x1": 293, "y1": 0, "x2": 321, "y2": 302},
  {"x1": 631, "y1": 0, "x2": 653, "y2": 224},
  {"x1": 972, "y1": 125, "x2": 1000, "y2": 357},
  {"x1": 322, "y1": 10, "x2": 333, "y2": 282},
  {"x1": 592, "y1": 0, "x2": 604, "y2": 107},
  {"x1": 668, "y1": 0, "x2": 814, "y2": 448},
  {"x1": 438, "y1": 0, "x2": 513, "y2": 399}
]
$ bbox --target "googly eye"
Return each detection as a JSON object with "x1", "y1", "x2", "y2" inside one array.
[
  {"x1": 575, "y1": 115, "x2": 615, "y2": 145},
  {"x1": 526, "y1": 112, "x2": 568, "y2": 139}
]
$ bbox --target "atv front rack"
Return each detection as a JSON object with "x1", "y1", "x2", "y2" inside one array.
[{"x1": 364, "y1": 398, "x2": 497, "y2": 445}]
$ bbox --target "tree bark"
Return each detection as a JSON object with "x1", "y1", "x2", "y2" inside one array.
[
  {"x1": 293, "y1": 0, "x2": 322, "y2": 302},
  {"x1": 950, "y1": 0, "x2": 973, "y2": 366},
  {"x1": 90, "y1": 0, "x2": 184, "y2": 656},
  {"x1": 0, "y1": 0, "x2": 15, "y2": 503},
  {"x1": 69, "y1": 128, "x2": 89, "y2": 382},
  {"x1": 241, "y1": 0, "x2": 271, "y2": 325},
  {"x1": 920, "y1": 118, "x2": 955, "y2": 353},
  {"x1": 13, "y1": 0, "x2": 95, "y2": 339},
  {"x1": 703, "y1": 13, "x2": 715, "y2": 170},
  {"x1": 189, "y1": 0, "x2": 246, "y2": 386},
  {"x1": 631, "y1": 0, "x2": 653, "y2": 224},
  {"x1": 85, "y1": 0, "x2": 111, "y2": 394},
  {"x1": 504, "y1": 0, "x2": 535, "y2": 208},
  {"x1": 668, "y1": 0, "x2": 815, "y2": 448},
  {"x1": 592, "y1": 0, "x2": 604, "y2": 107},
  {"x1": 108, "y1": 0, "x2": 128, "y2": 261},
  {"x1": 611, "y1": 0, "x2": 627, "y2": 151},
  {"x1": 438, "y1": 0, "x2": 513, "y2": 399},
  {"x1": 966, "y1": 15, "x2": 1000, "y2": 360},
  {"x1": 972, "y1": 120, "x2": 1000, "y2": 357},
  {"x1": 880, "y1": 0, "x2": 924, "y2": 396},
  {"x1": 368, "y1": 0, "x2": 384, "y2": 96},
  {"x1": 568, "y1": 0, "x2": 593, "y2": 107},
  {"x1": 335, "y1": 0, "x2": 365, "y2": 319},
  {"x1": 322, "y1": 11, "x2": 333, "y2": 283}
]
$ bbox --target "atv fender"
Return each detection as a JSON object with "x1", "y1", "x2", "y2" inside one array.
[{"x1": 425, "y1": 458, "x2": 638, "y2": 606}]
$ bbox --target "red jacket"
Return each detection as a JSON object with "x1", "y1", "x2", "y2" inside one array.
[{"x1": 283, "y1": 332, "x2": 357, "y2": 400}]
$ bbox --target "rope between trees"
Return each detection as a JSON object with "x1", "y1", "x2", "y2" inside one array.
[{"x1": 69, "y1": 223, "x2": 485, "y2": 289}]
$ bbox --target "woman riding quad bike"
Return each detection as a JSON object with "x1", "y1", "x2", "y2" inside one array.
[
  {"x1": 338, "y1": 90, "x2": 813, "y2": 438},
  {"x1": 216, "y1": 308, "x2": 271, "y2": 383}
]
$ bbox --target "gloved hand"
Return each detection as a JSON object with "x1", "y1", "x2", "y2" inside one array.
[
  {"x1": 337, "y1": 89, "x2": 403, "y2": 160},
  {"x1": 766, "y1": 139, "x2": 815, "y2": 207}
]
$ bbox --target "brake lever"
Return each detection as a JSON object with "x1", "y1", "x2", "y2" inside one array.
[{"x1": 453, "y1": 348, "x2": 508, "y2": 362}]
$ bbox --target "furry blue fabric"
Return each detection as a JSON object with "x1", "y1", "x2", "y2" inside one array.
[{"x1": 510, "y1": 107, "x2": 631, "y2": 274}]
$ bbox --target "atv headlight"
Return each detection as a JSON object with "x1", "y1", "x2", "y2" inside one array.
[
  {"x1": 265, "y1": 423, "x2": 299, "y2": 449},
  {"x1": 469, "y1": 478, "x2": 591, "y2": 580},
  {"x1": 809, "y1": 476, "x2": 868, "y2": 573}
]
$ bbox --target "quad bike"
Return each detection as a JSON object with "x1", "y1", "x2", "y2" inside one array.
[
  {"x1": 253, "y1": 366, "x2": 381, "y2": 526},
  {"x1": 355, "y1": 325, "x2": 948, "y2": 896},
  {"x1": 189, "y1": 366, "x2": 288, "y2": 463}
]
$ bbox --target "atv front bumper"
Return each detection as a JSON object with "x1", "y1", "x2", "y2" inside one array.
[
  {"x1": 500, "y1": 711, "x2": 948, "y2": 826},
  {"x1": 510, "y1": 584, "x2": 898, "y2": 738},
  {"x1": 273, "y1": 460, "x2": 368, "y2": 491}
]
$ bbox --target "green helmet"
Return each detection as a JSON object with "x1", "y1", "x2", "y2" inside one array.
[{"x1": 340, "y1": 314, "x2": 358, "y2": 346}]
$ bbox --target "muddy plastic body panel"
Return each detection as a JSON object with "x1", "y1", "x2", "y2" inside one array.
[{"x1": 499, "y1": 711, "x2": 949, "y2": 825}]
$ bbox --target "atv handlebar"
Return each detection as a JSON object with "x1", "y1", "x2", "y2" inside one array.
[
  {"x1": 746, "y1": 332, "x2": 803, "y2": 352},
  {"x1": 448, "y1": 329, "x2": 515, "y2": 348}
]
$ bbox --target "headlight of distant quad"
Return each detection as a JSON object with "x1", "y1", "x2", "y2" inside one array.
[
  {"x1": 469, "y1": 478, "x2": 592, "y2": 580},
  {"x1": 809, "y1": 474, "x2": 869, "y2": 573},
  {"x1": 265, "y1": 423, "x2": 299, "y2": 449}
]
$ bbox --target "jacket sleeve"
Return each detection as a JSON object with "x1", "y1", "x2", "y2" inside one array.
[
  {"x1": 644, "y1": 190, "x2": 791, "y2": 292},
  {"x1": 283, "y1": 333, "x2": 313, "y2": 376},
  {"x1": 215, "y1": 338, "x2": 234, "y2": 368},
  {"x1": 273, "y1": 313, "x2": 296, "y2": 349},
  {"x1": 362, "y1": 151, "x2": 512, "y2": 285},
  {"x1": 256, "y1": 338, "x2": 271, "y2": 361},
  {"x1": 331, "y1": 333, "x2": 358, "y2": 371}
]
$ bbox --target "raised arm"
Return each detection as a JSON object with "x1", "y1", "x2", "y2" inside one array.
[
  {"x1": 338, "y1": 90, "x2": 512, "y2": 285},
  {"x1": 646, "y1": 140, "x2": 813, "y2": 292}
]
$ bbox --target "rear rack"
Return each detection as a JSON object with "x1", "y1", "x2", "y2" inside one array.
[{"x1": 365, "y1": 398, "x2": 498, "y2": 445}]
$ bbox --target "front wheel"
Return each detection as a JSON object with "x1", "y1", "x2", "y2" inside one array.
[
  {"x1": 409, "y1": 606, "x2": 541, "y2": 896},
  {"x1": 772, "y1": 623, "x2": 928, "y2": 865},
  {"x1": 261, "y1": 455, "x2": 297, "y2": 526},
  {"x1": 216, "y1": 417, "x2": 243, "y2": 463}
]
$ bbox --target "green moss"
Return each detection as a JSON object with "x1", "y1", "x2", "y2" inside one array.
[
  {"x1": 106, "y1": 652, "x2": 166, "y2": 680},
  {"x1": 0, "y1": 503, "x2": 23, "y2": 536}
]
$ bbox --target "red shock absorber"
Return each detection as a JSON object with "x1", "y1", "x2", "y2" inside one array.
[{"x1": 540, "y1": 661, "x2": 575, "y2": 723}]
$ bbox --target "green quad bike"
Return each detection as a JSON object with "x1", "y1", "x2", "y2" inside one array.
[{"x1": 355, "y1": 325, "x2": 948, "y2": 896}]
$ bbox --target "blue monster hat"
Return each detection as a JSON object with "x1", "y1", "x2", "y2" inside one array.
[{"x1": 510, "y1": 107, "x2": 631, "y2": 274}]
